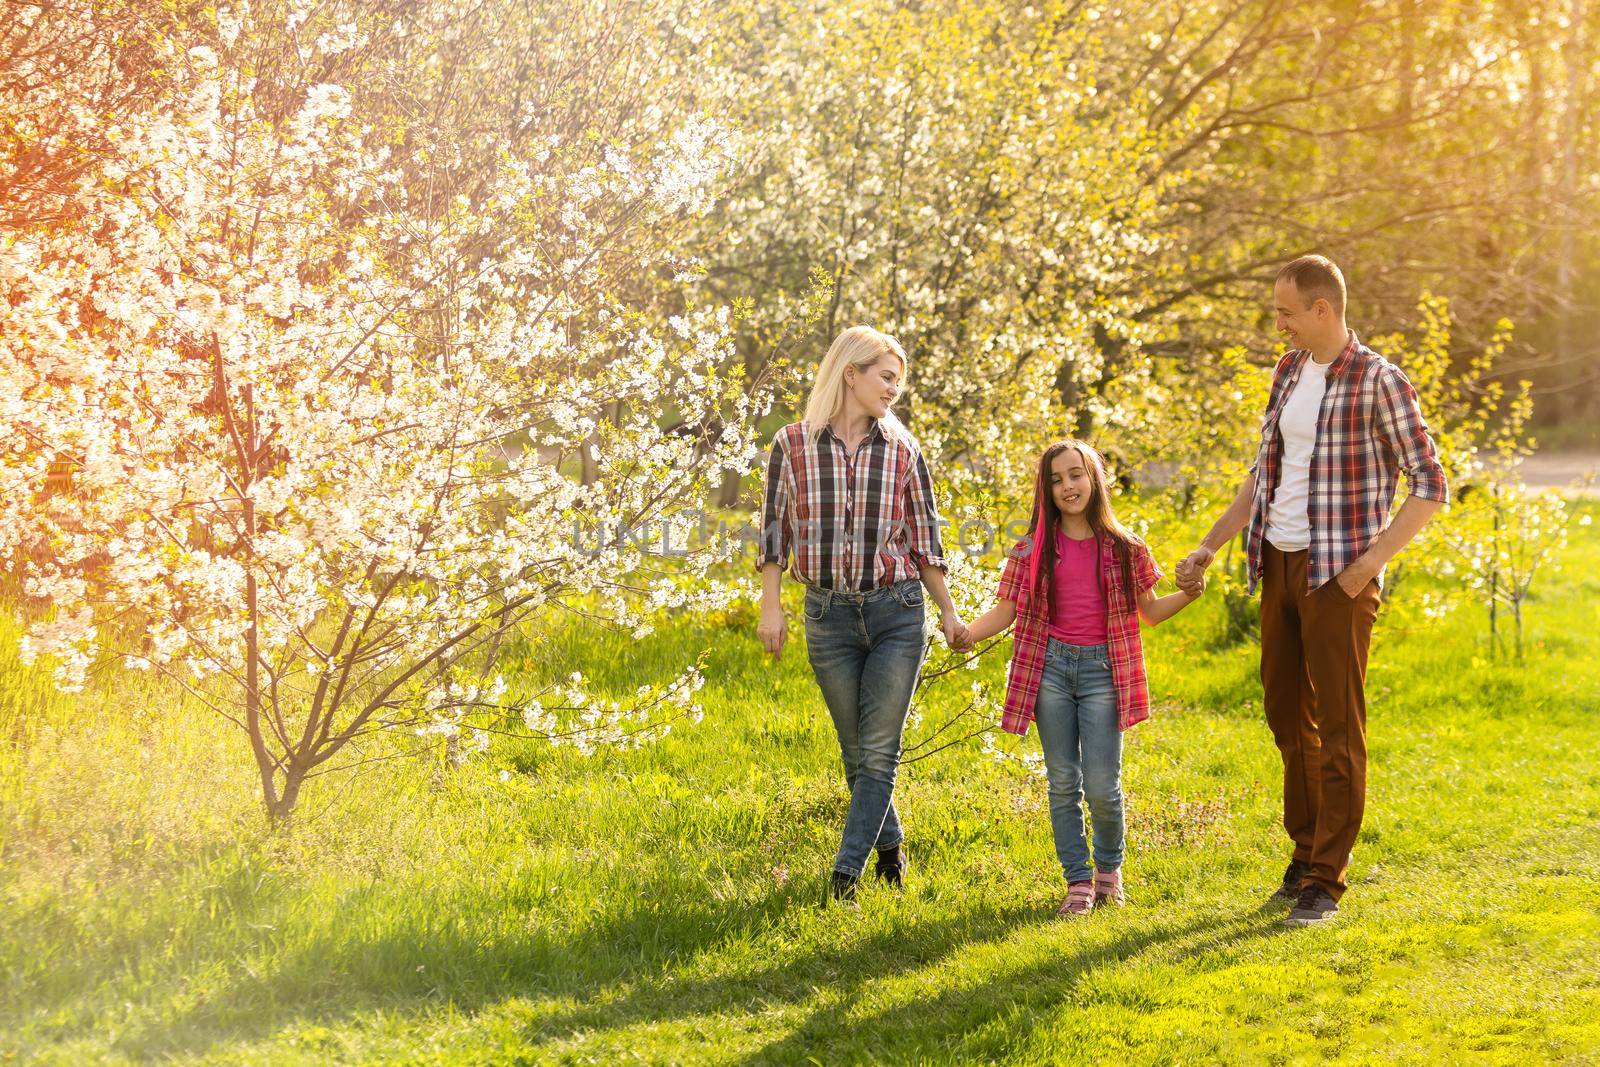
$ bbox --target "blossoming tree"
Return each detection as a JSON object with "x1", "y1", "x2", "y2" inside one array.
[{"x1": 0, "y1": 0, "x2": 770, "y2": 824}]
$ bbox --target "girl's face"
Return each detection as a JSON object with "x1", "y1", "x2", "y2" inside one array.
[
  {"x1": 1050, "y1": 448, "x2": 1093, "y2": 518},
  {"x1": 845, "y1": 351, "x2": 904, "y2": 419}
]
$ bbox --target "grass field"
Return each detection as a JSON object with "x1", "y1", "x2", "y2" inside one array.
[{"x1": 3, "y1": 503, "x2": 1599, "y2": 1064}]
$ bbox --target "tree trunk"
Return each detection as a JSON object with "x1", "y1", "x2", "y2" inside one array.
[
  {"x1": 717, "y1": 467, "x2": 744, "y2": 509},
  {"x1": 239, "y1": 377, "x2": 285, "y2": 826},
  {"x1": 1397, "y1": 0, "x2": 1417, "y2": 122},
  {"x1": 1524, "y1": 11, "x2": 1547, "y2": 313},
  {"x1": 1555, "y1": 0, "x2": 1587, "y2": 369},
  {"x1": 1489, "y1": 499, "x2": 1501, "y2": 658},
  {"x1": 579, "y1": 431, "x2": 599, "y2": 485},
  {"x1": 267, "y1": 767, "x2": 304, "y2": 830},
  {"x1": 1053, "y1": 356, "x2": 1080, "y2": 430}
]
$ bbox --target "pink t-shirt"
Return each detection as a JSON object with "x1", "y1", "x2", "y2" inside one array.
[{"x1": 1047, "y1": 530, "x2": 1109, "y2": 645}]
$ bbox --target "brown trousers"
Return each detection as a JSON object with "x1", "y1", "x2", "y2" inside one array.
[{"x1": 1259, "y1": 543, "x2": 1380, "y2": 900}]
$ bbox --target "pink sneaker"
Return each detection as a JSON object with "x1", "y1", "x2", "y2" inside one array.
[
  {"x1": 1056, "y1": 880, "x2": 1095, "y2": 917},
  {"x1": 1093, "y1": 869, "x2": 1125, "y2": 906}
]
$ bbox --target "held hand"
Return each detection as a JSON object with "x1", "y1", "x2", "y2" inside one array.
[
  {"x1": 1336, "y1": 558, "x2": 1378, "y2": 598},
  {"x1": 952, "y1": 622, "x2": 976, "y2": 654},
  {"x1": 1175, "y1": 546, "x2": 1215, "y2": 597},
  {"x1": 942, "y1": 615, "x2": 971, "y2": 652},
  {"x1": 757, "y1": 603, "x2": 787, "y2": 658}
]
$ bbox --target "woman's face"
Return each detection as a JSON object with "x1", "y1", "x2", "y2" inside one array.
[
  {"x1": 845, "y1": 351, "x2": 903, "y2": 419},
  {"x1": 1050, "y1": 448, "x2": 1093, "y2": 518}
]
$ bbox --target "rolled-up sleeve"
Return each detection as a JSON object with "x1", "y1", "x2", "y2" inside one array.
[
  {"x1": 756, "y1": 435, "x2": 792, "y2": 573},
  {"x1": 1374, "y1": 363, "x2": 1449, "y2": 504},
  {"x1": 903, "y1": 445, "x2": 948, "y2": 573}
]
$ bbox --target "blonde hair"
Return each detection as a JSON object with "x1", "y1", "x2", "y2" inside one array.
[{"x1": 801, "y1": 325, "x2": 911, "y2": 446}]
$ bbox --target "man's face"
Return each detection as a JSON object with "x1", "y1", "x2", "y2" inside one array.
[{"x1": 1273, "y1": 278, "x2": 1326, "y2": 349}]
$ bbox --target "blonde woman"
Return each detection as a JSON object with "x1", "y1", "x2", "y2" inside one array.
[{"x1": 757, "y1": 325, "x2": 968, "y2": 903}]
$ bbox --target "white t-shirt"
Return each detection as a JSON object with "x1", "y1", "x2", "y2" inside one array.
[{"x1": 1265, "y1": 356, "x2": 1333, "y2": 552}]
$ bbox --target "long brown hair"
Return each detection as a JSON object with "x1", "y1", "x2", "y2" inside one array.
[{"x1": 1025, "y1": 439, "x2": 1141, "y2": 619}]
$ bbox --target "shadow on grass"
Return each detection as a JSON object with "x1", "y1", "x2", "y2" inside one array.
[
  {"x1": 117, "y1": 881, "x2": 1014, "y2": 1053},
  {"x1": 94, "y1": 876, "x2": 801, "y2": 1058},
  {"x1": 93, "y1": 874, "x2": 1292, "y2": 1062},
  {"x1": 503, "y1": 896, "x2": 1050, "y2": 1049},
  {"x1": 731, "y1": 908, "x2": 1295, "y2": 1064}
]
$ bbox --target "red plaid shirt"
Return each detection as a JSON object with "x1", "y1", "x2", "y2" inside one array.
[
  {"x1": 996, "y1": 533, "x2": 1162, "y2": 736},
  {"x1": 758, "y1": 420, "x2": 947, "y2": 591},
  {"x1": 1245, "y1": 331, "x2": 1449, "y2": 595}
]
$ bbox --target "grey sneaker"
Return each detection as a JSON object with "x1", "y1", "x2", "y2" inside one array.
[
  {"x1": 1284, "y1": 884, "x2": 1340, "y2": 926},
  {"x1": 1270, "y1": 859, "x2": 1311, "y2": 905}
]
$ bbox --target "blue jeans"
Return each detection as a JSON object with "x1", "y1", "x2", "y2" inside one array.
[
  {"x1": 803, "y1": 578, "x2": 927, "y2": 877},
  {"x1": 1033, "y1": 639, "x2": 1125, "y2": 882}
]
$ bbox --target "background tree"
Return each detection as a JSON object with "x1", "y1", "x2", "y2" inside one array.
[{"x1": 0, "y1": 0, "x2": 772, "y2": 825}]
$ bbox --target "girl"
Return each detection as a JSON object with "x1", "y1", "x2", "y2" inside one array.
[
  {"x1": 962, "y1": 439, "x2": 1202, "y2": 915},
  {"x1": 756, "y1": 325, "x2": 970, "y2": 903}
]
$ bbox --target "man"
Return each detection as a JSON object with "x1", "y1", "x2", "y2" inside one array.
[{"x1": 1176, "y1": 255, "x2": 1448, "y2": 926}]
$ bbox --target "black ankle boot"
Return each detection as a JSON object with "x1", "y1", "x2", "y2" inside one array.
[
  {"x1": 829, "y1": 870, "x2": 859, "y2": 903},
  {"x1": 874, "y1": 844, "x2": 907, "y2": 888}
]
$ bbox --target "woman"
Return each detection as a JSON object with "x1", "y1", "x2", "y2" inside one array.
[{"x1": 757, "y1": 325, "x2": 968, "y2": 903}]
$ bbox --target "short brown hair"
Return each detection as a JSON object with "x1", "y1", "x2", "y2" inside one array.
[{"x1": 1276, "y1": 255, "x2": 1347, "y2": 316}]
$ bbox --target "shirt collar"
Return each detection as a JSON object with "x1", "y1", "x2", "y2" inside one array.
[
  {"x1": 819, "y1": 418, "x2": 885, "y2": 447},
  {"x1": 1328, "y1": 329, "x2": 1361, "y2": 377},
  {"x1": 1292, "y1": 328, "x2": 1362, "y2": 379},
  {"x1": 1054, "y1": 527, "x2": 1109, "y2": 549}
]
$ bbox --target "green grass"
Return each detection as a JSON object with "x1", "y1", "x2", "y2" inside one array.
[{"x1": 3, "y1": 504, "x2": 1599, "y2": 1064}]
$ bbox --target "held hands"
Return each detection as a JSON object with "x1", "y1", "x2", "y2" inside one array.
[
  {"x1": 942, "y1": 614, "x2": 973, "y2": 653},
  {"x1": 1174, "y1": 545, "x2": 1214, "y2": 598}
]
